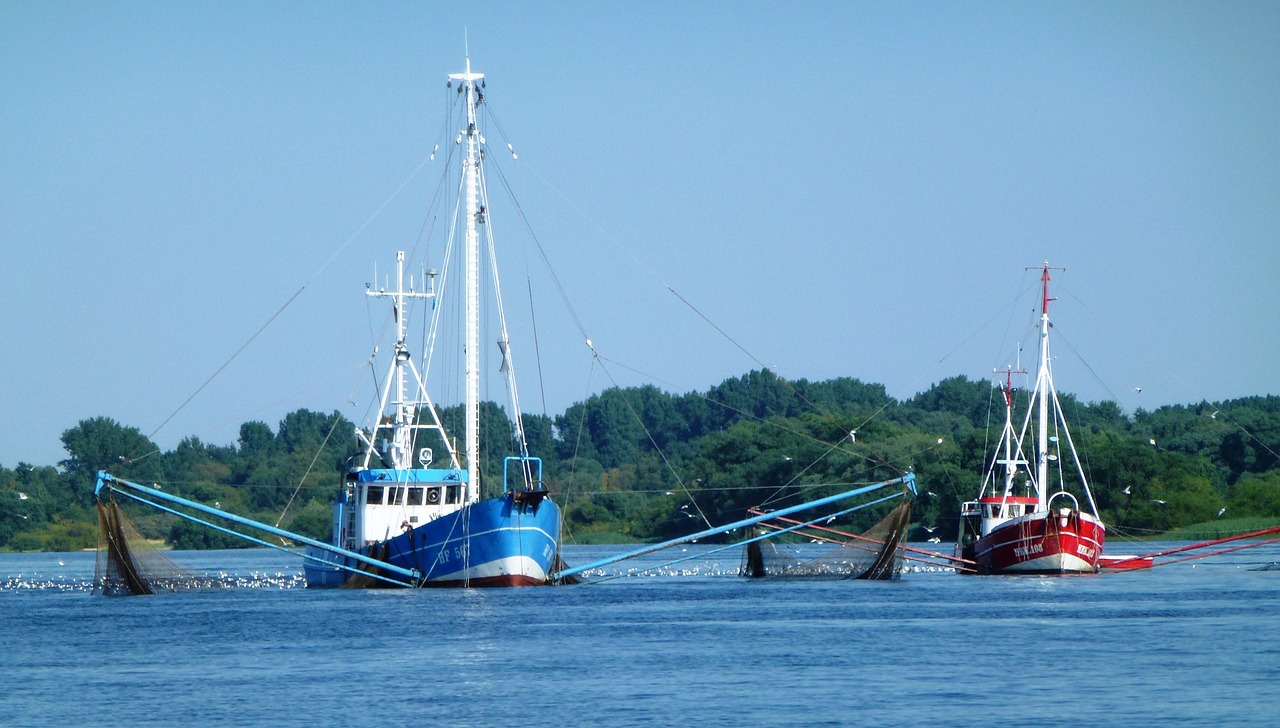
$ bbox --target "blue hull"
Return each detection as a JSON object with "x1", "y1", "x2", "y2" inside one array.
[{"x1": 304, "y1": 492, "x2": 561, "y2": 588}]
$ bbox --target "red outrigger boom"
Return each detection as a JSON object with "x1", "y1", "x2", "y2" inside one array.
[{"x1": 1101, "y1": 525, "x2": 1280, "y2": 571}]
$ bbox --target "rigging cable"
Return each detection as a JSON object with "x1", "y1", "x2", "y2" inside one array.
[
  {"x1": 591, "y1": 352, "x2": 714, "y2": 529},
  {"x1": 274, "y1": 410, "x2": 349, "y2": 531}
]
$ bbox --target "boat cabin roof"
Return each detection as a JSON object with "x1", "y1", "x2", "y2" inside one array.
[
  {"x1": 351, "y1": 468, "x2": 468, "y2": 484},
  {"x1": 977, "y1": 495, "x2": 1037, "y2": 504}
]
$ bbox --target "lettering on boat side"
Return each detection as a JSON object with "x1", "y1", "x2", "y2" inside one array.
[
  {"x1": 1077, "y1": 544, "x2": 1095, "y2": 559},
  {"x1": 1013, "y1": 543, "x2": 1045, "y2": 557}
]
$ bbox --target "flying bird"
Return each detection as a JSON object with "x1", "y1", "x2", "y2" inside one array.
[
  {"x1": 1123, "y1": 485, "x2": 1132, "y2": 495},
  {"x1": 1218, "y1": 507, "x2": 1227, "y2": 517}
]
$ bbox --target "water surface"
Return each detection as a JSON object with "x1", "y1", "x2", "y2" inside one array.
[{"x1": 3, "y1": 543, "x2": 1277, "y2": 727}]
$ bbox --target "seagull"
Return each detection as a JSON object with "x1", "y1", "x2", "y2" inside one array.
[
  {"x1": 1152, "y1": 499, "x2": 1166, "y2": 505},
  {"x1": 923, "y1": 526, "x2": 937, "y2": 533},
  {"x1": 18, "y1": 492, "x2": 28, "y2": 501},
  {"x1": 1134, "y1": 387, "x2": 1142, "y2": 393},
  {"x1": 824, "y1": 516, "x2": 836, "y2": 524},
  {"x1": 1210, "y1": 410, "x2": 1219, "y2": 419},
  {"x1": 1123, "y1": 485, "x2": 1132, "y2": 495},
  {"x1": 1218, "y1": 507, "x2": 1227, "y2": 517},
  {"x1": 1149, "y1": 438, "x2": 1157, "y2": 446},
  {"x1": 927, "y1": 537, "x2": 942, "y2": 543}
]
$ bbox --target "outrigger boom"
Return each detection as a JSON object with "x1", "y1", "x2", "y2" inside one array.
[
  {"x1": 96, "y1": 469, "x2": 915, "y2": 586},
  {"x1": 553, "y1": 473, "x2": 916, "y2": 581},
  {"x1": 95, "y1": 471, "x2": 420, "y2": 584}
]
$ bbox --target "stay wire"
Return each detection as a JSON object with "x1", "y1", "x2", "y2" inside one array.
[
  {"x1": 593, "y1": 354, "x2": 713, "y2": 530},
  {"x1": 126, "y1": 148, "x2": 441, "y2": 468}
]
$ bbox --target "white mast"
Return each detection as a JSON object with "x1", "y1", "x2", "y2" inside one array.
[
  {"x1": 450, "y1": 58, "x2": 484, "y2": 502},
  {"x1": 1034, "y1": 262, "x2": 1058, "y2": 511},
  {"x1": 362, "y1": 251, "x2": 457, "y2": 470},
  {"x1": 994, "y1": 367, "x2": 1026, "y2": 497}
]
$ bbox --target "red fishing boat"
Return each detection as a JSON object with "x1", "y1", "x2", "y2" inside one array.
[{"x1": 957, "y1": 263, "x2": 1105, "y2": 575}]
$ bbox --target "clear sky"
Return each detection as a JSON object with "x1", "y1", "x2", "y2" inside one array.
[{"x1": 3, "y1": 2, "x2": 1277, "y2": 467}]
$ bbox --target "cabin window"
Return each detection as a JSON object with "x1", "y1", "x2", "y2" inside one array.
[
  {"x1": 446, "y1": 485, "x2": 460, "y2": 504},
  {"x1": 989, "y1": 505, "x2": 1002, "y2": 518},
  {"x1": 366, "y1": 485, "x2": 384, "y2": 505},
  {"x1": 407, "y1": 487, "x2": 424, "y2": 506},
  {"x1": 388, "y1": 487, "x2": 404, "y2": 505}
]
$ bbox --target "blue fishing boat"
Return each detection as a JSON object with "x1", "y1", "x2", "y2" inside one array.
[
  {"x1": 90, "y1": 56, "x2": 916, "y2": 594},
  {"x1": 302, "y1": 58, "x2": 561, "y2": 587}
]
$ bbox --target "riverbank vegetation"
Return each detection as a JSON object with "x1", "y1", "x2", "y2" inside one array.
[{"x1": 2, "y1": 371, "x2": 1276, "y2": 551}]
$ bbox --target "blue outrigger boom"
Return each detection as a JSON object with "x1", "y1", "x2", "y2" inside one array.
[
  {"x1": 95, "y1": 471, "x2": 420, "y2": 584},
  {"x1": 553, "y1": 473, "x2": 915, "y2": 581}
]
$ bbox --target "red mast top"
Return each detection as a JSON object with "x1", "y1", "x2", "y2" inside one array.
[
  {"x1": 1032, "y1": 261, "x2": 1064, "y2": 317},
  {"x1": 1040, "y1": 263, "x2": 1054, "y2": 316},
  {"x1": 995, "y1": 367, "x2": 1027, "y2": 408}
]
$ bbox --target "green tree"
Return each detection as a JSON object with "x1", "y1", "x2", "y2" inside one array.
[{"x1": 60, "y1": 418, "x2": 163, "y2": 503}]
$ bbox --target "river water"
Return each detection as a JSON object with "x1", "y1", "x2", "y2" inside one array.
[{"x1": 3, "y1": 542, "x2": 1278, "y2": 727}]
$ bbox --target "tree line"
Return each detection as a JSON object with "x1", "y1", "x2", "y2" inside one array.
[{"x1": 2, "y1": 370, "x2": 1277, "y2": 551}]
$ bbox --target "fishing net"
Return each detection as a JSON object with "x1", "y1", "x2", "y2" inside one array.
[
  {"x1": 741, "y1": 499, "x2": 914, "y2": 581},
  {"x1": 341, "y1": 542, "x2": 396, "y2": 589},
  {"x1": 94, "y1": 498, "x2": 223, "y2": 595}
]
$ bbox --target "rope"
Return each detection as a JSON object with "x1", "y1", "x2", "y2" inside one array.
[
  {"x1": 274, "y1": 411, "x2": 347, "y2": 530},
  {"x1": 593, "y1": 354, "x2": 713, "y2": 529}
]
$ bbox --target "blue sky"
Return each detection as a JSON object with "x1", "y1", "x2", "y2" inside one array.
[{"x1": 3, "y1": 2, "x2": 1277, "y2": 467}]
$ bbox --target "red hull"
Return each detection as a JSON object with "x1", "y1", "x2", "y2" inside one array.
[
  {"x1": 971, "y1": 510, "x2": 1105, "y2": 575},
  {"x1": 422, "y1": 573, "x2": 547, "y2": 588}
]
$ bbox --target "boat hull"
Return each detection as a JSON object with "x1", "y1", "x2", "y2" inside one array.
[
  {"x1": 967, "y1": 510, "x2": 1104, "y2": 575},
  {"x1": 303, "y1": 492, "x2": 561, "y2": 588}
]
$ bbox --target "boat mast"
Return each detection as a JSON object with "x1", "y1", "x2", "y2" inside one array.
[
  {"x1": 364, "y1": 251, "x2": 445, "y2": 470},
  {"x1": 450, "y1": 58, "x2": 484, "y2": 502},
  {"x1": 995, "y1": 367, "x2": 1026, "y2": 497},
  {"x1": 1033, "y1": 262, "x2": 1060, "y2": 510}
]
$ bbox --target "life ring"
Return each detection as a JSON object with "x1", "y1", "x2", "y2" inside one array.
[{"x1": 426, "y1": 488, "x2": 441, "y2": 504}]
